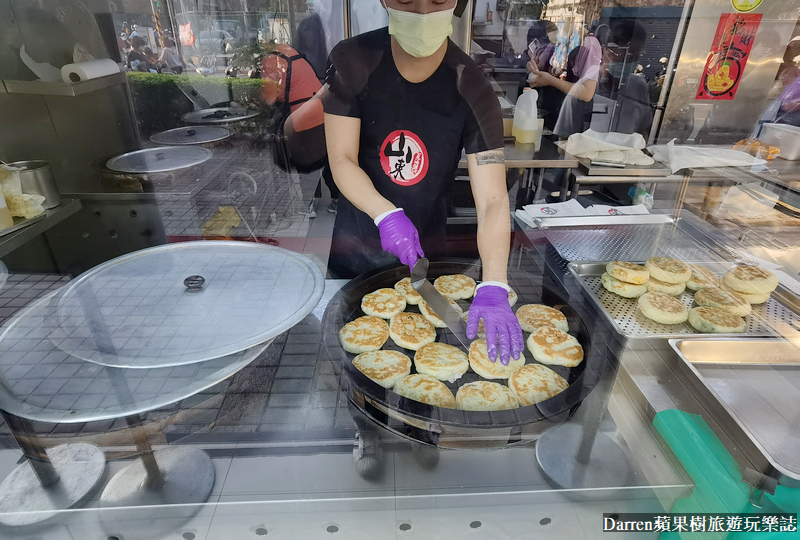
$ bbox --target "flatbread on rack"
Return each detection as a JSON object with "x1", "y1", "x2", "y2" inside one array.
[
  {"x1": 646, "y1": 277, "x2": 686, "y2": 296},
  {"x1": 694, "y1": 287, "x2": 751, "y2": 317},
  {"x1": 686, "y1": 265, "x2": 719, "y2": 291},
  {"x1": 601, "y1": 273, "x2": 647, "y2": 298},
  {"x1": 688, "y1": 307, "x2": 746, "y2": 333},
  {"x1": 361, "y1": 288, "x2": 406, "y2": 318},
  {"x1": 721, "y1": 281, "x2": 770, "y2": 305},
  {"x1": 455, "y1": 381, "x2": 519, "y2": 411},
  {"x1": 352, "y1": 350, "x2": 411, "y2": 388},
  {"x1": 645, "y1": 257, "x2": 692, "y2": 284},
  {"x1": 606, "y1": 261, "x2": 649, "y2": 285},
  {"x1": 723, "y1": 265, "x2": 779, "y2": 296},
  {"x1": 339, "y1": 316, "x2": 389, "y2": 354},
  {"x1": 394, "y1": 374, "x2": 456, "y2": 408},
  {"x1": 637, "y1": 292, "x2": 688, "y2": 325}
]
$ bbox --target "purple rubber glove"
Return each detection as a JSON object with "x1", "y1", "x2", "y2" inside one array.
[
  {"x1": 375, "y1": 208, "x2": 424, "y2": 270},
  {"x1": 467, "y1": 283, "x2": 524, "y2": 365}
]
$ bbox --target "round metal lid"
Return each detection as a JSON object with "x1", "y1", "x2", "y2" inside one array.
[
  {"x1": 49, "y1": 241, "x2": 324, "y2": 368},
  {"x1": 181, "y1": 107, "x2": 260, "y2": 125},
  {"x1": 106, "y1": 146, "x2": 212, "y2": 173},
  {"x1": 0, "y1": 291, "x2": 271, "y2": 423},
  {"x1": 150, "y1": 126, "x2": 231, "y2": 146}
]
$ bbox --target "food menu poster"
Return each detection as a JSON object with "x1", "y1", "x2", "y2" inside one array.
[{"x1": 696, "y1": 13, "x2": 762, "y2": 100}]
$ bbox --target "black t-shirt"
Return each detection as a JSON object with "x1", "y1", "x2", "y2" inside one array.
[{"x1": 322, "y1": 28, "x2": 502, "y2": 277}]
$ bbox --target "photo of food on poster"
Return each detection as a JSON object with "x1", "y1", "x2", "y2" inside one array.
[{"x1": 696, "y1": 13, "x2": 762, "y2": 101}]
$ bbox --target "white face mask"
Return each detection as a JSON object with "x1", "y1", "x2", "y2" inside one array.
[{"x1": 385, "y1": 5, "x2": 455, "y2": 58}]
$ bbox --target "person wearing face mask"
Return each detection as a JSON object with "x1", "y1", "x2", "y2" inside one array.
[
  {"x1": 526, "y1": 25, "x2": 602, "y2": 138},
  {"x1": 322, "y1": 0, "x2": 523, "y2": 367},
  {"x1": 526, "y1": 21, "x2": 558, "y2": 75}
]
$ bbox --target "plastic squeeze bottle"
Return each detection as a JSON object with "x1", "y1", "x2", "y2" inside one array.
[{"x1": 512, "y1": 88, "x2": 539, "y2": 145}]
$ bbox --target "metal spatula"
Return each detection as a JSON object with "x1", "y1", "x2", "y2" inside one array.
[{"x1": 410, "y1": 258, "x2": 470, "y2": 350}]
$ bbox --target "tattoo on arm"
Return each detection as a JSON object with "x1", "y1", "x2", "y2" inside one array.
[{"x1": 474, "y1": 149, "x2": 505, "y2": 166}]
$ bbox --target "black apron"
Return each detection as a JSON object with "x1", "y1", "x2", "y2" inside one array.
[{"x1": 328, "y1": 41, "x2": 467, "y2": 279}]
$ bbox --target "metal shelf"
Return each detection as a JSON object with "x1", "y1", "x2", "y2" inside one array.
[
  {"x1": 2, "y1": 72, "x2": 126, "y2": 97},
  {"x1": 0, "y1": 199, "x2": 81, "y2": 258}
]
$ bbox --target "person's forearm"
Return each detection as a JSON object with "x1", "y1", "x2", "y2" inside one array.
[
  {"x1": 549, "y1": 77, "x2": 595, "y2": 102},
  {"x1": 476, "y1": 186, "x2": 511, "y2": 284},
  {"x1": 328, "y1": 155, "x2": 395, "y2": 220},
  {"x1": 549, "y1": 77, "x2": 574, "y2": 96}
]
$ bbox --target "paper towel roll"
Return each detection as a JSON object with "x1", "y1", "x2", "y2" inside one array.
[{"x1": 61, "y1": 59, "x2": 120, "y2": 84}]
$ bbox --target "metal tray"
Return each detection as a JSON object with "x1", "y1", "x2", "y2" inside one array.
[
  {"x1": 0, "y1": 212, "x2": 46, "y2": 238},
  {"x1": 568, "y1": 261, "x2": 798, "y2": 340},
  {"x1": 541, "y1": 218, "x2": 735, "y2": 263},
  {"x1": 674, "y1": 338, "x2": 800, "y2": 365},
  {"x1": 534, "y1": 214, "x2": 674, "y2": 229},
  {"x1": 670, "y1": 338, "x2": 800, "y2": 482}
]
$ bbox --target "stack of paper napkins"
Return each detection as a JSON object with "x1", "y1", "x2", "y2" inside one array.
[
  {"x1": 586, "y1": 204, "x2": 650, "y2": 216},
  {"x1": 515, "y1": 199, "x2": 650, "y2": 226}
]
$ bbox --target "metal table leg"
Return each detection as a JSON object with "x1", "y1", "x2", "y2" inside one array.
[
  {"x1": 70, "y1": 285, "x2": 216, "y2": 513},
  {"x1": 531, "y1": 168, "x2": 546, "y2": 203},
  {"x1": 558, "y1": 168, "x2": 572, "y2": 202},
  {"x1": 571, "y1": 172, "x2": 581, "y2": 200},
  {"x1": 99, "y1": 369, "x2": 215, "y2": 509},
  {"x1": 0, "y1": 411, "x2": 105, "y2": 527},
  {"x1": 536, "y1": 347, "x2": 632, "y2": 494}
]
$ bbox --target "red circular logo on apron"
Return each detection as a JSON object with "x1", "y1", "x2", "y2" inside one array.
[{"x1": 379, "y1": 130, "x2": 429, "y2": 186}]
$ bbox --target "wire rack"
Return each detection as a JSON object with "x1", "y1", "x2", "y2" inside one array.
[
  {"x1": 569, "y1": 262, "x2": 798, "y2": 339},
  {"x1": 542, "y1": 222, "x2": 732, "y2": 263}
]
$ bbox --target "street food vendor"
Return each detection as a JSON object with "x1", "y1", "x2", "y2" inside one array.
[{"x1": 321, "y1": 0, "x2": 523, "y2": 364}]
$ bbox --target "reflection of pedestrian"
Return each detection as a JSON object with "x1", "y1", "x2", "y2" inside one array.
[
  {"x1": 604, "y1": 20, "x2": 652, "y2": 136},
  {"x1": 127, "y1": 36, "x2": 154, "y2": 72},
  {"x1": 527, "y1": 31, "x2": 602, "y2": 137},
  {"x1": 526, "y1": 21, "x2": 556, "y2": 72},
  {"x1": 768, "y1": 76, "x2": 800, "y2": 127},
  {"x1": 118, "y1": 33, "x2": 131, "y2": 56},
  {"x1": 261, "y1": 45, "x2": 326, "y2": 171},
  {"x1": 294, "y1": 13, "x2": 328, "y2": 79},
  {"x1": 157, "y1": 37, "x2": 183, "y2": 73}
]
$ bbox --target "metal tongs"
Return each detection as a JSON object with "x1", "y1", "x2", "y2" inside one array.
[{"x1": 410, "y1": 258, "x2": 470, "y2": 350}]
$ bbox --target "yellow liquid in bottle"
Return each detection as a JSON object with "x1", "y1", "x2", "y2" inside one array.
[
  {"x1": 512, "y1": 126, "x2": 538, "y2": 144},
  {"x1": 0, "y1": 197, "x2": 13, "y2": 230}
]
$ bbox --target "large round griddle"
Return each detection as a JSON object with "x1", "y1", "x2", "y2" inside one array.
[{"x1": 322, "y1": 260, "x2": 609, "y2": 448}]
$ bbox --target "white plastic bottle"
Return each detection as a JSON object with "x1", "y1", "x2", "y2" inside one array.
[
  {"x1": 512, "y1": 87, "x2": 539, "y2": 145},
  {"x1": 0, "y1": 195, "x2": 13, "y2": 231}
]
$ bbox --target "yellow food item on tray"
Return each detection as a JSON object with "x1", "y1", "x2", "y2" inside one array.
[
  {"x1": 0, "y1": 165, "x2": 45, "y2": 219},
  {"x1": 732, "y1": 138, "x2": 780, "y2": 161}
]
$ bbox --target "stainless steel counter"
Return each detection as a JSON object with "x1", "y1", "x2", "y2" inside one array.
[
  {"x1": 458, "y1": 137, "x2": 579, "y2": 169},
  {"x1": 577, "y1": 158, "x2": 673, "y2": 177},
  {"x1": 521, "y1": 210, "x2": 800, "y2": 492}
]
